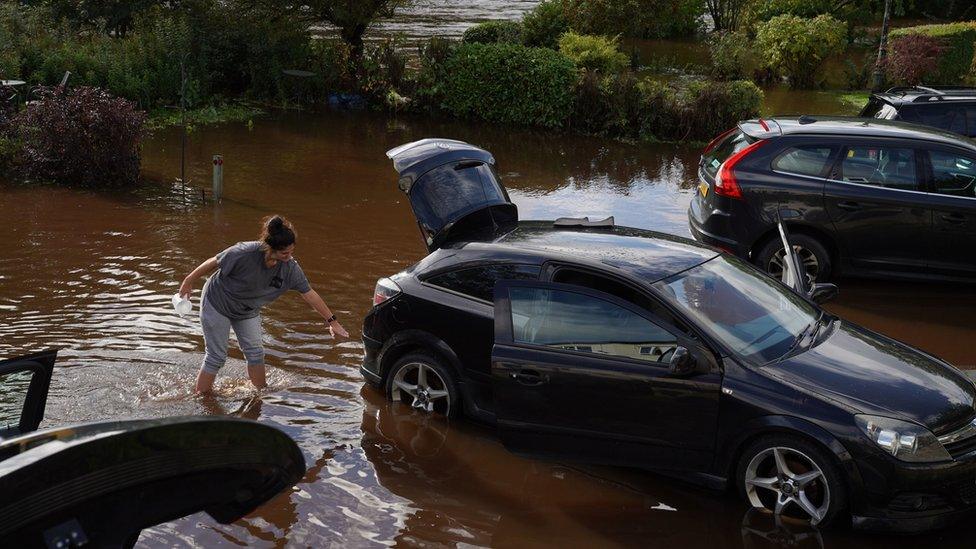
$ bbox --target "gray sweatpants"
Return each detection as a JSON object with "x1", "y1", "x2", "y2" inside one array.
[{"x1": 200, "y1": 297, "x2": 264, "y2": 374}]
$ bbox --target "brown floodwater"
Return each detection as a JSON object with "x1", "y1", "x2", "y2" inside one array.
[{"x1": 1, "y1": 109, "x2": 974, "y2": 547}]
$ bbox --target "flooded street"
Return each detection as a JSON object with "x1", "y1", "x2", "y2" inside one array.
[{"x1": 1, "y1": 109, "x2": 974, "y2": 547}]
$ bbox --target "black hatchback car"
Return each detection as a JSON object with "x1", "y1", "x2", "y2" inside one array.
[
  {"x1": 861, "y1": 86, "x2": 976, "y2": 137},
  {"x1": 363, "y1": 138, "x2": 976, "y2": 532},
  {"x1": 688, "y1": 116, "x2": 976, "y2": 283}
]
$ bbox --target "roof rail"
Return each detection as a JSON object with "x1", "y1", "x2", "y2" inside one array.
[{"x1": 914, "y1": 85, "x2": 944, "y2": 95}]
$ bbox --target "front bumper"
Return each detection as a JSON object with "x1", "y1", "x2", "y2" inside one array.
[
  {"x1": 360, "y1": 334, "x2": 383, "y2": 386},
  {"x1": 850, "y1": 452, "x2": 976, "y2": 533}
]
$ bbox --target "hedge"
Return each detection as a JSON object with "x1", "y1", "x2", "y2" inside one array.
[
  {"x1": 461, "y1": 20, "x2": 524, "y2": 45},
  {"x1": 440, "y1": 43, "x2": 577, "y2": 128},
  {"x1": 890, "y1": 22, "x2": 976, "y2": 84}
]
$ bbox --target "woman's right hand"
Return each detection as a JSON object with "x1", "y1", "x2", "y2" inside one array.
[{"x1": 179, "y1": 279, "x2": 193, "y2": 299}]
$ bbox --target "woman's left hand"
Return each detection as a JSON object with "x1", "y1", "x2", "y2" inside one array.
[{"x1": 329, "y1": 320, "x2": 349, "y2": 338}]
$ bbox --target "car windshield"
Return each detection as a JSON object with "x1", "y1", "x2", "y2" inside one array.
[{"x1": 652, "y1": 255, "x2": 819, "y2": 363}]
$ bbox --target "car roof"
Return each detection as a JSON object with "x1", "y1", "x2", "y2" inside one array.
[
  {"x1": 427, "y1": 221, "x2": 719, "y2": 284},
  {"x1": 740, "y1": 116, "x2": 976, "y2": 152},
  {"x1": 871, "y1": 86, "x2": 976, "y2": 106}
]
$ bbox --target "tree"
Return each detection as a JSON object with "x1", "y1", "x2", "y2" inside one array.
[
  {"x1": 238, "y1": 0, "x2": 411, "y2": 69},
  {"x1": 23, "y1": 0, "x2": 165, "y2": 36},
  {"x1": 706, "y1": 0, "x2": 750, "y2": 32}
]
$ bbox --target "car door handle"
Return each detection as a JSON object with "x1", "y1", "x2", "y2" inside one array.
[
  {"x1": 511, "y1": 369, "x2": 548, "y2": 386},
  {"x1": 836, "y1": 201, "x2": 863, "y2": 211},
  {"x1": 941, "y1": 213, "x2": 967, "y2": 224}
]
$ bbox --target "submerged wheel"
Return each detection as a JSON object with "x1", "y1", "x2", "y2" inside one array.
[
  {"x1": 756, "y1": 233, "x2": 831, "y2": 285},
  {"x1": 736, "y1": 435, "x2": 846, "y2": 528},
  {"x1": 386, "y1": 353, "x2": 459, "y2": 418}
]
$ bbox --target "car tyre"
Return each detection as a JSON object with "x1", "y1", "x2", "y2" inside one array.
[
  {"x1": 736, "y1": 434, "x2": 847, "y2": 528},
  {"x1": 386, "y1": 353, "x2": 460, "y2": 419},
  {"x1": 756, "y1": 233, "x2": 832, "y2": 284}
]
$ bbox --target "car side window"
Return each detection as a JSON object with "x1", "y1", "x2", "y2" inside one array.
[
  {"x1": 772, "y1": 146, "x2": 834, "y2": 177},
  {"x1": 427, "y1": 264, "x2": 540, "y2": 302},
  {"x1": 509, "y1": 286, "x2": 677, "y2": 364},
  {"x1": 928, "y1": 150, "x2": 976, "y2": 198},
  {"x1": 839, "y1": 146, "x2": 918, "y2": 190}
]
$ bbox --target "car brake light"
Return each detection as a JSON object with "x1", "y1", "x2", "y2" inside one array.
[
  {"x1": 373, "y1": 277, "x2": 401, "y2": 306},
  {"x1": 703, "y1": 127, "x2": 736, "y2": 155},
  {"x1": 714, "y1": 139, "x2": 768, "y2": 200}
]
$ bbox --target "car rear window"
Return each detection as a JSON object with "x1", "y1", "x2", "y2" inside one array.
[
  {"x1": 702, "y1": 130, "x2": 755, "y2": 178},
  {"x1": 899, "y1": 104, "x2": 968, "y2": 135},
  {"x1": 426, "y1": 264, "x2": 540, "y2": 302},
  {"x1": 772, "y1": 146, "x2": 834, "y2": 177}
]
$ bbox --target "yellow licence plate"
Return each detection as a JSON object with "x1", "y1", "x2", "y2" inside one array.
[{"x1": 698, "y1": 182, "x2": 709, "y2": 197}]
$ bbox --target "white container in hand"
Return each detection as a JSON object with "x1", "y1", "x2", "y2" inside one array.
[{"x1": 171, "y1": 294, "x2": 192, "y2": 317}]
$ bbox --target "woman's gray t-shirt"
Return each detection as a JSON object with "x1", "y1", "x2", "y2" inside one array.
[{"x1": 202, "y1": 241, "x2": 311, "y2": 320}]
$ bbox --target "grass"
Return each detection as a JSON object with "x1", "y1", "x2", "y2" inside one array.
[
  {"x1": 836, "y1": 91, "x2": 871, "y2": 112},
  {"x1": 146, "y1": 103, "x2": 265, "y2": 131}
]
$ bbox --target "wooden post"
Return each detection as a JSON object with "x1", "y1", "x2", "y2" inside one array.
[{"x1": 212, "y1": 155, "x2": 224, "y2": 202}]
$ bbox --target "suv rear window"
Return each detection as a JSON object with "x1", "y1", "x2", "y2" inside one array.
[
  {"x1": 702, "y1": 131, "x2": 755, "y2": 178},
  {"x1": 899, "y1": 104, "x2": 968, "y2": 135},
  {"x1": 426, "y1": 264, "x2": 540, "y2": 302}
]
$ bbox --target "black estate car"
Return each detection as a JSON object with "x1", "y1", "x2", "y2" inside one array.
[
  {"x1": 688, "y1": 116, "x2": 976, "y2": 283},
  {"x1": 861, "y1": 86, "x2": 976, "y2": 137},
  {"x1": 363, "y1": 139, "x2": 976, "y2": 532}
]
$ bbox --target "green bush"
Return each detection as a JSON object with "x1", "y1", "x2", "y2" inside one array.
[
  {"x1": 890, "y1": 22, "x2": 976, "y2": 84},
  {"x1": 754, "y1": 15, "x2": 846, "y2": 89},
  {"x1": 558, "y1": 32, "x2": 629, "y2": 73},
  {"x1": 439, "y1": 43, "x2": 576, "y2": 128},
  {"x1": 570, "y1": 70, "x2": 643, "y2": 135},
  {"x1": 745, "y1": 0, "x2": 875, "y2": 30},
  {"x1": 2, "y1": 2, "x2": 317, "y2": 108},
  {"x1": 559, "y1": 0, "x2": 704, "y2": 39},
  {"x1": 522, "y1": 0, "x2": 569, "y2": 48},
  {"x1": 461, "y1": 20, "x2": 524, "y2": 44},
  {"x1": 413, "y1": 36, "x2": 458, "y2": 109},
  {"x1": 708, "y1": 31, "x2": 753, "y2": 80},
  {"x1": 638, "y1": 79, "x2": 762, "y2": 141}
]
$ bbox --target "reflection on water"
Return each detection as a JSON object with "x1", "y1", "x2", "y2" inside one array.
[
  {"x1": 0, "y1": 370, "x2": 31, "y2": 429},
  {"x1": 1, "y1": 108, "x2": 974, "y2": 546}
]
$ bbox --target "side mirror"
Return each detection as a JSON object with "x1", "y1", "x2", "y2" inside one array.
[
  {"x1": 668, "y1": 346, "x2": 697, "y2": 377},
  {"x1": 808, "y1": 282, "x2": 838, "y2": 304}
]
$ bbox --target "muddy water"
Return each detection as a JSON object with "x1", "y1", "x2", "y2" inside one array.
[{"x1": 1, "y1": 110, "x2": 974, "y2": 547}]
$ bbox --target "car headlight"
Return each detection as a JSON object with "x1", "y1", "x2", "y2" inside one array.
[{"x1": 855, "y1": 415, "x2": 952, "y2": 463}]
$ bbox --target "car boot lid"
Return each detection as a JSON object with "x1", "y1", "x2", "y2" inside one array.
[{"x1": 387, "y1": 138, "x2": 518, "y2": 252}]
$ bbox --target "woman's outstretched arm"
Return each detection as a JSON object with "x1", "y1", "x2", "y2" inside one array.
[
  {"x1": 301, "y1": 289, "x2": 349, "y2": 338},
  {"x1": 179, "y1": 256, "x2": 218, "y2": 298}
]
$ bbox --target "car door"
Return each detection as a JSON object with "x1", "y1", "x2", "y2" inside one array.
[
  {"x1": 922, "y1": 146, "x2": 976, "y2": 278},
  {"x1": 491, "y1": 281, "x2": 722, "y2": 472},
  {"x1": 822, "y1": 140, "x2": 932, "y2": 274},
  {"x1": 0, "y1": 350, "x2": 56, "y2": 440}
]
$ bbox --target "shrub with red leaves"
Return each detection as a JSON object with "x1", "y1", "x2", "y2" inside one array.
[
  {"x1": 11, "y1": 86, "x2": 146, "y2": 187},
  {"x1": 886, "y1": 34, "x2": 946, "y2": 86}
]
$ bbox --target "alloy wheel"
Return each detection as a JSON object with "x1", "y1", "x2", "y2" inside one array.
[
  {"x1": 743, "y1": 446, "x2": 830, "y2": 526},
  {"x1": 768, "y1": 245, "x2": 820, "y2": 286},
  {"x1": 391, "y1": 362, "x2": 452, "y2": 416}
]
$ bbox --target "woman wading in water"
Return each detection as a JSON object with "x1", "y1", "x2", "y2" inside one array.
[{"x1": 179, "y1": 215, "x2": 349, "y2": 394}]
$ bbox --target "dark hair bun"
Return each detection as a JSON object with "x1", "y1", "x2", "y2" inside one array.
[
  {"x1": 259, "y1": 215, "x2": 296, "y2": 250},
  {"x1": 268, "y1": 216, "x2": 284, "y2": 233}
]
